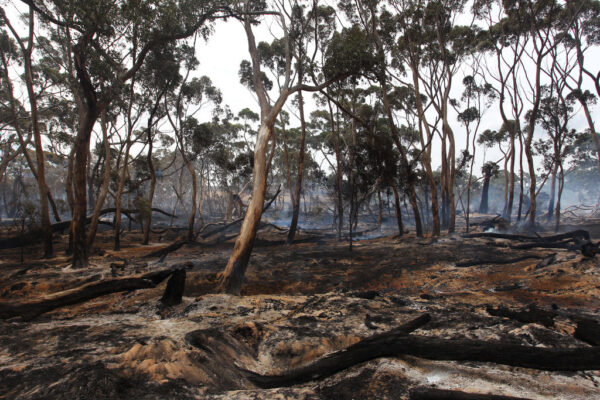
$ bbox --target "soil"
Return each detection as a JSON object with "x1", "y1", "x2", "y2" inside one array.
[{"x1": 1, "y1": 216, "x2": 600, "y2": 399}]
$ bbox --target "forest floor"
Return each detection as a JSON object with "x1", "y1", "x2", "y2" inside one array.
[{"x1": 1, "y1": 216, "x2": 600, "y2": 399}]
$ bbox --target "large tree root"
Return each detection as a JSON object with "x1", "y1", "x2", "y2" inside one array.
[
  {"x1": 0, "y1": 267, "x2": 185, "y2": 320},
  {"x1": 241, "y1": 313, "x2": 600, "y2": 388},
  {"x1": 409, "y1": 387, "x2": 532, "y2": 400}
]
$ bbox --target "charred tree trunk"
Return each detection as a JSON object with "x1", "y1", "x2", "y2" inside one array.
[
  {"x1": 86, "y1": 110, "x2": 111, "y2": 250},
  {"x1": 392, "y1": 181, "x2": 404, "y2": 236},
  {"x1": 287, "y1": 90, "x2": 307, "y2": 244},
  {"x1": 327, "y1": 97, "x2": 344, "y2": 241},
  {"x1": 479, "y1": 172, "x2": 491, "y2": 214}
]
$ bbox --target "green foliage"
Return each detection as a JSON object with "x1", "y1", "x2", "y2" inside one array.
[{"x1": 323, "y1": 25, "x2": 379, "y2": 82}]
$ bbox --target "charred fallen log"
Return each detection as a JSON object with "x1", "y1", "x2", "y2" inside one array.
[
  {"x1": 0, "y1": 267, "x2": 185, "y2": 320},
  {"x1": 198, "y1": 187, "x2": 281, "y2": 242},
  {"x1": 486, "y1": 304, "x2": 557, "y2": 327},
  {"x1": 455, "y1": 255, "x2": 544, "y2": 268},
  {"x1": 409, "y1": 387, "x2": 533, "y2": 400},
  {"x1": 0, "y1": 207, "x2": 177, "y2": 250},
  {"x1": 143, "y1": 237, "x2": 187, "y2": 259},
  {"x1": 241, "y1": 318, "x2": 600, "y2": 388},
  {"x1": 465, "y1": 230, "x2": 597, "y2": 257},
  {"x1": 239, "y1": 314, "x2": 432, "y2": 388}
]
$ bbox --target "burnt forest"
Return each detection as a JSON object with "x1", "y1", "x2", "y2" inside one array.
[{"x1": 2, "y1": 0, "x2": 600, "y2": 399}]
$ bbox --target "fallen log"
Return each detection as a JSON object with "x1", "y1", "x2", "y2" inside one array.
[
  {"x1": 409, "y1": 387, "x2": 533, "y2": 400},
  {"x1": 198, "y1": 186, "x2": 281, "y2": 240},
  {"x1": 465, "y1": 230, "x2": 597, "y2": 257},
  {"x1": 464, "y1": 230, "x2": 590, "y2": 242},
  {"x1": 241, "y1": 320, "x2": 600, "y2": 388},
  {"x1": 240, "y1": 313, "x2": 431, "y2": 388},
  {"x1": 0, "y1": 267, "x2": 183, "y2": 320},
  {"x1": 0, "y1": 207, "x2": 176, "y2": 250},
  {"x1": 486, "y1": 304, "x2": 557, "y2": 327},
  {"x1": 143, "y1": 237, "x2": 187, "y2": 259},
  {"x1": 455, "y1": 255, "x2": 544, "y2": 268}
]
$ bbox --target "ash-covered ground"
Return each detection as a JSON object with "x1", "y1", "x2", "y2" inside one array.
[{"x1": 1, "y1": 216, "x2": 600, "y2": 399}]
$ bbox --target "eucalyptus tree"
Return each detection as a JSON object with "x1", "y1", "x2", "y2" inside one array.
[
  {"x1": 218, "y1": 0, "x2": 377, "y2": 294},
  {"x1": 166, "y1": 70, "x2": 222, "y2": 242},
  {"x1": 473, "y1": 0, "x2": 530, "y2": 222},
  {"x1": 535, "y1": 84, "x2": 577, "y2": 231},
  {"x1": 138, "y1": 43, "x2": 182, "y2": 245},
  {"x1": 1, "y1": 6, "x2": 57, "y2": 256},
  {"x1": 392, "y1": 0, "x2": 441, "y2": 235},
  {"x1": 345, "y1": 0, "x2": 427, "y2": 236},
  {"x1": 501, "y1": 0, "x2": 564, "y2": 227},
  {"x1": 555, "y1": 0, "x2": 600, "y2": 175},
  {"x1": 27, "y1": 0, "x2": 237, "y2": 267},
  {"x1": 479, "y1": 161, "x2": 499, "y2": 214},
  {"x1": 0, "y1": 31, "x2": 31, "y2": 187},
  {"x1": 451, "y1": 74, "x2": 495, "y2": 231}
]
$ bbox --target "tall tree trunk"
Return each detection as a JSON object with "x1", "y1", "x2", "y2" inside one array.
[
  {"x1": 113, "y1": 138, "x2": 132, "y2": 251},
  {"x1": 443, "y1": 119, "x2": 456, "y2": 233},
  {"x1": 280, "y1": 115, "x2": 294, "y2": 219},
  {"x1": 392, "y1": 182, "x2": 404, "y2": 236},
  {"x1": 218, "y1": 123, "x2": 273, "y2": 294},
  {"x1": 377, "y1": 189, "x2": 383, "y2": 228},
  {"x1": 547, "y1": 164, "x2": 557, "y2": 220},
  {"x1": 86, "y1": 110, "x2": 111, "y2": 250},
  {"x1": 287, "y1": 90, "x2": 307, "y2": 244},
  {"x1": 517, "y1": 133, "x2": 525, "y2": 221},
  {"x1": 66, "y1": 147, "x2": 75, "y2": 255},
  {"x1": 71, "y1": 111, "x2": 99, "y2": 267},
  {"x1": 505, "y1": 133, "x2": 516, "y2": 221},
  {"x1": 183, "y1": 154, "x2": 198, "y2": 243},
  {"x1": 4, "y1": 6, "x2": 54, "y2": 256},
  {"x1": 554, "y1": 165, "x2": 564, "y2": 233},
  {"x1": 143, "y1": 100, "x2": 162, "y2": 245},
  {"x1": 327, "y1": 98, "x2": 343, "y2": 241},
  {"x1": 480, "y1": 173, "x2": 491, "y2": 214},
  {"x1": 379, "y1": 80, "x2": 422, "y2": 237}
]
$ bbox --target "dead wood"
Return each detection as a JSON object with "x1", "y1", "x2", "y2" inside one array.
[
  {"x1": 574, "y1": 318, "x2": 600, "y2": 346},
  {"x1": 455, "y1": 255, "x2": 544, "y2": 268},
  {"x1": 0, "y1": 267, "x2": 182, "y2": 320},
  {"x1": 0, "y1": 207, "x2": 176, "y2": 250},
  {"x1": 409, "y1": 387, "x2": 533, "y2": 400},
  {"x1": 464, "y1": 232, "x2": 537, "y2": 241},
  {"x1": 486, "y1": 304, "x2": 557, "y2": 327},
  {"x1": 241, "y1": 315, "x2": 600, "y2": 388},
  {"x1": 160, "y1": 268, "x2": 186, "y2": 306},
  {"x1": 143, "y1": 237, "x2": 187, "y2": 259},
  {"x1": 198, "y1": 187, "x2": 281, "y2": 240},
  {"x1": 466, "y1": 230, "x2": 597, "y2": 257},
  {"x1": 240, "y1": 313, "x2": 431, "y2": 388},
  {"x1": 464, "y1": 230, "x2": 590, "y2": 242},
  {"x1": 534, "y1": 253, "x2": 557, "y2": 269}
]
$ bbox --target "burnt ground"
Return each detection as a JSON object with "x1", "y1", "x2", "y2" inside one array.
[{"x1": 1, "y1": 217, "x2": 600, "y2": 399}]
